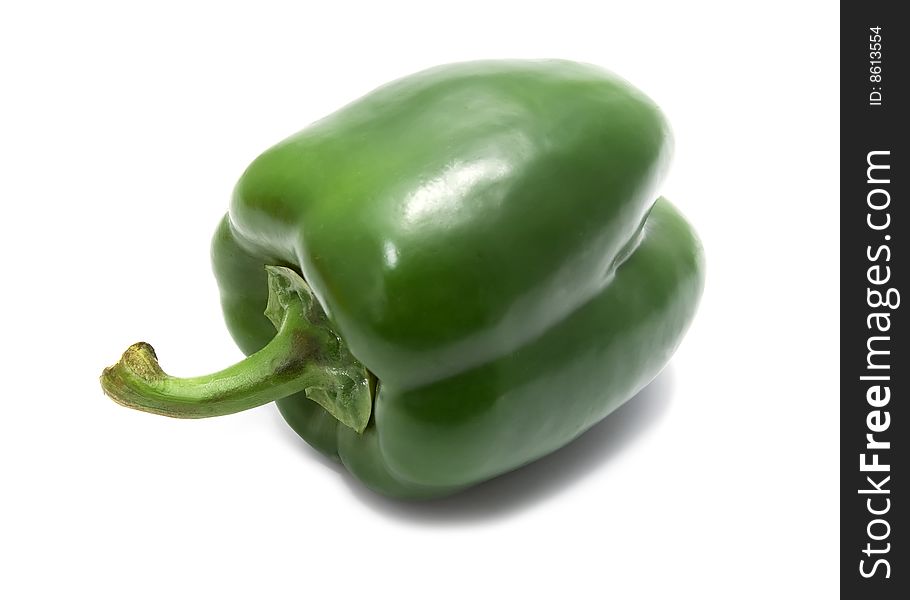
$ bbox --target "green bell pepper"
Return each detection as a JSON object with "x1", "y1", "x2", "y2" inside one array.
[{"x1": 101, "y1": 59, "x2": 704, "y2": 499}]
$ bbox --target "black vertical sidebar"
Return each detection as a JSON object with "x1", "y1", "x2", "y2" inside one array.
[{"x1": 841, "y1": 2, "x2": 907, "y2": 597}]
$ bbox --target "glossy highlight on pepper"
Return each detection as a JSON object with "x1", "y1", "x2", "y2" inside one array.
[{"x1": 101, "y1": 59, "x2": 705, "y2": 499}]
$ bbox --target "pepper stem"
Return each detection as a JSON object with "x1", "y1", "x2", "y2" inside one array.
[{"x1": 100, "y1": 266, "x2": 373, "y2": 433}]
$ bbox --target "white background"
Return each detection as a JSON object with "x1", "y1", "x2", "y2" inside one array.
[{"x1": 1, "y1": 1, "x2": 838, "y2": 598}]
